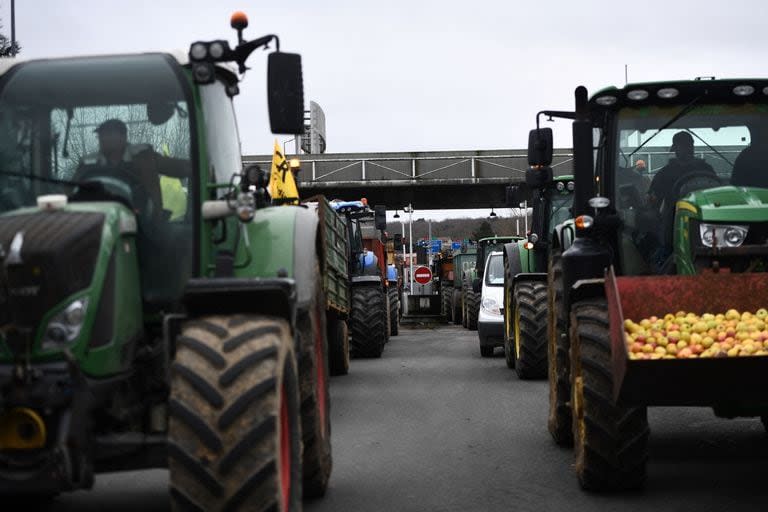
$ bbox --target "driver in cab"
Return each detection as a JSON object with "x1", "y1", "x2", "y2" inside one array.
[
  {"x1": 647, "y1": 131, "x2": 716, "y2": 210},
  {"x1": 75, "y1": 118, "x2": 190, "y2": 220}
]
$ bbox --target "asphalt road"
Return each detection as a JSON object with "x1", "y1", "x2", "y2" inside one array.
[{"x1": 47, "y1": 324, "x2": 768, "y2": 511}]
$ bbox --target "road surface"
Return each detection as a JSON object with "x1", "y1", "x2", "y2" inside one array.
[{"x1": 50, "y1": 325, "x2": 768, "y2": 511}]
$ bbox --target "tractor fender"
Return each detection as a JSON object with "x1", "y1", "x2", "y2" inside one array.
[
  {"x1": 569, "y1": 278, "x2": 606, "y2": 306},
  {"x1": 552, "y1": 219, "x2": 576, "y2": 253},
  {"x1": 245, "y1": 205, "x2": 319, "y2": 309},
  {"x1": 184, "y1": 206, "x2": 320, "y2": 322},
  {"x1": 503, "y1": 241, "x2": 540, "y2": 282},
  {"x1": 513, "y1": 273, "x2": 548, "y2": 285},
  {"x1": 352, "y1": 276, "x2": 382, "y2": 286}
]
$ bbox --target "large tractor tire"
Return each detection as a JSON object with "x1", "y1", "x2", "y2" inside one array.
[
  {"x1": 467, "y1": 289, "x2": 479, "y2": 331},
  {"x1": 503, "y1": 257, "x2": 516, "y2": 369},
  {"x1": 169, "y1": 315, "x2": 302, "y2": 512},
  {"x1": 513, "y1": 281, "x2": 548, "y2": 380},
  {"x1": 570, "y1": 300, "x2": 649, "y2": 491},
  {"x1": 349, "y1": 286, "x2": 387, "y2": 358},
  {"x1": 388, "y1": 287, "x2": 400, "y2": 336},
  {"x1": 441, "y1": 285, "x2": 453, "y2": 322},
  {"x1": 327, "y1": 317, "x2": 349, "y2": 376},
  {"x1": 296, "y1": 278, "x2": 332, "y2": 498},
  {"x1": 452, "y1": 289, "x2": 462, "y2": 325},
  {"x1": 547, "y1": 250, "x2": 572, "y2": 445}
]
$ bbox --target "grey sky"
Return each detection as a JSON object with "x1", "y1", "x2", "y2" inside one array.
[{"x1": 5, "y1": 0, "x2": 768, "y2": 220}]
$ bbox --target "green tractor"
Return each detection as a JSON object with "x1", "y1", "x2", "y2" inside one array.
[
  {"x1": 468, "y1": 236, "x2": 522, "y2": 356},
  {"x1": 449, "y1": 246, "x2": 476, "y2": 328},
  {"x1": 330, "y1": 199, "x2": 390, "y2": 359},
  {"x1": 501, "y1": 176, "x2": 574, "y2": 378},
  {"x1": 538, "y1": 79, "x2": 768, "y2": 491},
  {"x1": 0, "y1": 16, "x2": 334, "y2": 509}
]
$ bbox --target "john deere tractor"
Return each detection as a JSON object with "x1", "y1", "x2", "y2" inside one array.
[
  {"x1": 0, "y1": 15, "x2": 334, "y2": 510},
  {"x1": 330, "y1": 200, "x2": 390, "y2": 358},
  {"x1": 501, "y1": 176, "x2": 574, "y2": 378},
  {"x1": 536, "y1": 79, "x2": 768, "y2": 491}
]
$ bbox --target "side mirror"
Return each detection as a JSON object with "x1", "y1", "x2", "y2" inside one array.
[
  {"x1": 472, "y1": 278, "x2": 481, "y2": 294},
  {"x1": 267, "y1": 52, "x2": 305, "y2": 134},
  {"x1": 374, "y1": 205, "x2": 387, "y2": 230},
  {"x1": 394, "y1": 233, "x2": 403, "y2": 246},
  {"x1": 528, "y1": 127, "x2": 553, "y2": 167}
]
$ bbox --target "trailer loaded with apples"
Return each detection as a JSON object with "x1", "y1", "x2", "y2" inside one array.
[
  {"x1": 0, "y1": 13, "x2": 335, "y2": 511},
  {"x1": 534, "y1": 78, "x2": 768, "y2": 491}
]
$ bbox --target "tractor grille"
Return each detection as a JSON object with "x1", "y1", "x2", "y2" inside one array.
[{"x1": 0, "y1": 211, "x2": 104, "y2": 328}]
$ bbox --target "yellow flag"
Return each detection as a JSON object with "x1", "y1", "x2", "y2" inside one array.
[{"x1": 268, "y1": 140, "x2": 299, "y2": 205}]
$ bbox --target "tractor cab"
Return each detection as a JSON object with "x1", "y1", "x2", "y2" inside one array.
[
  {"x1": 584, "y1": 80, "x2": 768, "y2": 276},
  {"x1": 0, "y1": 54, "x2": 197, "y2": 309}
]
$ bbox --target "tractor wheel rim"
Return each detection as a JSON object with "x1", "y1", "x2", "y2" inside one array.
[
  {"x1": 279, "y1": 383, "x2": 291, "y2": 510},
  {"x1": 314, "y1": 304, "x2": 327, "y2": 437},
  {"x1": 574, "y1": 375, "x2": 586, "y2": 448}
]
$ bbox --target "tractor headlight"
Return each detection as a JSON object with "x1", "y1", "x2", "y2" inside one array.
[
  {"x1": 481, "y1": 297, "x2": 501, "y2": 316},
  {"x1": 699, "y1": 223, "x2": 748, "y2": 248},
  {"x1": 41, "y1": 298, "x2": 88, "y2": 350}
]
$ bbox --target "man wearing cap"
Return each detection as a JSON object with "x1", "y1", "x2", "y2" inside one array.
[
  {"x1": 646, "y1": 131, "x2": 716, "y2": 271},
  {"x1": 76, "y1": 118, "x2": 190, "y2": 219},
  {"x1": 648, "y1": 131, "x2": 716, "y2": 210}
]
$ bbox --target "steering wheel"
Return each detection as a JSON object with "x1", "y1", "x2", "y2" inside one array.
[
  {"x1": 671, "y1": 171, "x2": 722, "y2": 198},
  {"x1": 74, "y1": 163, "x2": 155, "y2": 218}
]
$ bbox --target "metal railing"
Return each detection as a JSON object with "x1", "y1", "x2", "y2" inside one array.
[{"x1": 243, "y1": 151, "x2": 576, "y2": 183}]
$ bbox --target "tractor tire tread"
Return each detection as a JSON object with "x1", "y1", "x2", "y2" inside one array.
[
  {"x1": 571, "y1": 301, "x2": 649, "y2": 492},
  {"x1": 349, "y1": 287, "x2": 387, "y2": 358},
  {"x1": 514, "y1": 281, "x2": 548, "y2": 380}
]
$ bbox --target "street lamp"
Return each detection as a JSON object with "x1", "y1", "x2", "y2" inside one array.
[
  {"x1": 393, "y1": 210, "x2": 400, "y2": 219},
  {"x1": 404, "y1": 203, "x2": 414, "y2": 298},
  {"x1": 489, "y1": 208, "x2": 497, "y2": 219}
]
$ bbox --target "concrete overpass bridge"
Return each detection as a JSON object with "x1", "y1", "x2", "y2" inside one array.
[{"x1": 243, "y1": 148, "x2": 574, "y2": 210}]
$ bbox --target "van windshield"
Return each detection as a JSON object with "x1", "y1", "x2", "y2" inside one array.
[{"x1": 485, "y1": 254, "x2": 504, "y2": 286}]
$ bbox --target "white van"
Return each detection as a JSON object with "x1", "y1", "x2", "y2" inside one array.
[{"x1": 478, "y1": 251, "x2": 504, "y2": 357}]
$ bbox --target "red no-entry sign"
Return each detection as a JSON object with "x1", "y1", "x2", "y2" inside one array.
[{"x1": 414, "y1": 266, "x2": 432, "y2": 285}]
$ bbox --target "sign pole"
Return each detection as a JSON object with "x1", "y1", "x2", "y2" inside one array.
[{"x1": 408, "y1": 203, "x2": 414, "y2": 296}]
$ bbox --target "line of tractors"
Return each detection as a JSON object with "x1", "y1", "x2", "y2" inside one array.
[
  {"x1": 0, "y1": 10, "x2": 766, "y2": 507},
  {"x1": 450, "y1": 77, "x2": 768, "y2": 492},
  {"x1": 430, "y1": 78, "x2": 768, "y2": 492}
]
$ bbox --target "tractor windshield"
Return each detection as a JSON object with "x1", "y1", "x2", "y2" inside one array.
[
  {"x1": 0, "y1": 54, "x2": 195, "y2": 303},
  {"x1": 615, "y1": 103, "x2": 768, "y2": 205},
  {"x1": 613, "y1": 102, "x2": 768, "y2": 275},
  {"x1": 550, "y1": 191, "x2": 573, "y2": 227}
]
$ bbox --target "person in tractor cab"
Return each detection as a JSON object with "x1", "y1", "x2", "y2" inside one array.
[
  {"x1": 74, "y1": 118, "x2": 191, "y2": 221},
  {"x1": 646, "y1": 131, "x2": 717, "y2": 272},
  {"x1": 648, "y1": 131, "x2": 716, "y2": 209},
  {"x1": 731, "y1": 121, "x2": 768, "y2": 189}
]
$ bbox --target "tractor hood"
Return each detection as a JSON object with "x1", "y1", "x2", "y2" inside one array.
[
  {"x1": 684, "y1": 186, "x2": 768, "y2": 223},
  {"x1": 0, "y1": 201, "x2": 141, "y2": 375}
]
